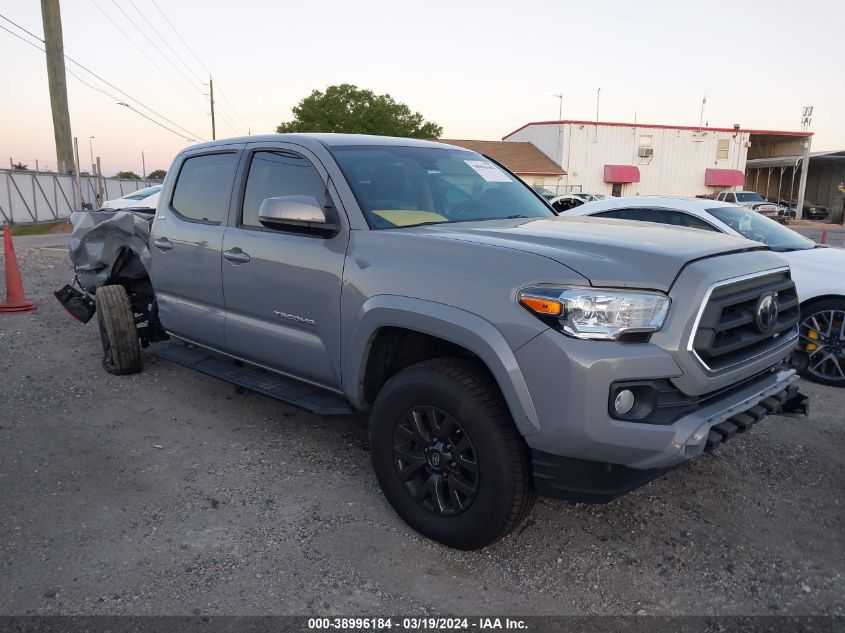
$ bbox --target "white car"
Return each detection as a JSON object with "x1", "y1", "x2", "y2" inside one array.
[
  {"x1": 101, "y1": 185, "x2": 161, "y2": 210},
  {"x1": 548, "y1": 192, "x2": 607, "y2": 212},
  {"x1": 567, "y1": 196, "x2": 845, "y2": 387}
]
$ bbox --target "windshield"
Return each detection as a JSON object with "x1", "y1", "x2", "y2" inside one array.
[
  {"x1": 708, "y1": 206, "x2": 815, "y2": 251},
  {"x1": 123, "y1": 185, "x2": 161, "y2": 200},
  {"x1": 735, "y1": 192, "x2": 764, "y2": 203},
  {"x1": 330, "y1": 145, "x2": 555, "y2": 229}
]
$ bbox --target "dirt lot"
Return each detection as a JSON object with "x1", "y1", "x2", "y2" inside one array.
[{"x1": 1, "y1": 246, "x2": 843, "y2": 617}]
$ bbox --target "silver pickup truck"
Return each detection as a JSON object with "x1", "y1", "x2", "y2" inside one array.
[{"x1": 57, "y1": 134, "x2": 808, "y2": 549}]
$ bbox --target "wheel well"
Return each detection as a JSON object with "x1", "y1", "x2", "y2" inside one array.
[
  {"x1": 362, "y1": 327, "x2": 491, "y2": 405},
  {"x1": 105, "y1": 248, "x2": 166, "y2": 347},
  {"x1": 800, "y1": 295, "x2": 845, "y2": 315}
]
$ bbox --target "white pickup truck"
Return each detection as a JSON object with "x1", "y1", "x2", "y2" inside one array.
[{"x1": 716, "y1": 191, "x2": 783, "y2": 221}]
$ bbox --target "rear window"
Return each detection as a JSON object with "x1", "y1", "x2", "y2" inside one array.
[
  {"x1": 171, "y1": 153, "x2": 239, "y2": 223},
  {"x1": 123, "y1": 185, "x2": 161, "y2": 200}
]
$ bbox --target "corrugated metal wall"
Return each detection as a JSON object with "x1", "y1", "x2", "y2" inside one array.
[{"x1": 0, "y1": 170, "x2": 161, "y2": 224}]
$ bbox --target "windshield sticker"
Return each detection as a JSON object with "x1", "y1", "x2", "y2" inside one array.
[
  {"x1": 739, "y1": 216, "x2": 753, "y2": 232},
  {"x1": 464, "y1": 160, "x2": 511, "y2": 183}
]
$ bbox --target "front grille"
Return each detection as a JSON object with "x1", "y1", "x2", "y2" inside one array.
[{"x1": 691, "y1": 269, "x2": 799, "y2": 372}]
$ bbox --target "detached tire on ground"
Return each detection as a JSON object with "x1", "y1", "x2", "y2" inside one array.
[
  {"x1": 369, "y1": 358, "x2": 535, "y2": 549},
  {"x1": 95, "y1": 284, "x2": 142, "y2": 375}
]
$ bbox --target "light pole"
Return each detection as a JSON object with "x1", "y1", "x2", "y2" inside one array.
[
  {"x1": 89, "y1": 136, "x2": 95, "y2": 174},
  {"x1": 554, "y1": 93, "x2": 563, "y2": 167},
  {"x1": 141, "y1": 150, "x2": 146, "y2": 179}
]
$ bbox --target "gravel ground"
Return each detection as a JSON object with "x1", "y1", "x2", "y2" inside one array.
[{"x1": 1, "y1": 247, "x2": 843, "y2": 617}]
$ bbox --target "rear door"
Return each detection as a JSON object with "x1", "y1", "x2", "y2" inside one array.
[
  {"x1": 221, "y1": 143, "x2": 349, "y2": 389},
  {"x1": 149, "y1": 148, "x2": 241, "y2": 346}
]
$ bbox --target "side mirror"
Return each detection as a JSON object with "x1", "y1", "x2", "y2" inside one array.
[{"x1": 258, "y1": 195, "x2": 337, "y2": 235}]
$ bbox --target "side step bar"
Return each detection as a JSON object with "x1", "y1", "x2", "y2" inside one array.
[{"x1": 149, "y1": 341, "x2": 353, "y2": 416}]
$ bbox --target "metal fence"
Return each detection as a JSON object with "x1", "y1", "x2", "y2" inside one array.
[{"x1": 0, "y1": 169, "x2": 162, "y2": 225}]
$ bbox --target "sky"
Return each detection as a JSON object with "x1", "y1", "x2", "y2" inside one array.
[{"x1": 1, "y1": 0, "x2": 843, "y2": 177}]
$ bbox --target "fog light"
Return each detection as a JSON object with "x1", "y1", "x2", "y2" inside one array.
[{"x1": 614, "y1": 389, "x2": 636, "y2": 415}]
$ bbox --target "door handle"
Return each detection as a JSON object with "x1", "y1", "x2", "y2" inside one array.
[
  {"x1": 153, "y1": 237, "x2": 173, "y2": 251},
  {"x1": 223, "y1": 248, "x2": 251, "y2": 264}
]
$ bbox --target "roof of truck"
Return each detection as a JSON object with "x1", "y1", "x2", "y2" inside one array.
[{"x1": 184, "y1": 133, "x2": 469, "y2": 151}]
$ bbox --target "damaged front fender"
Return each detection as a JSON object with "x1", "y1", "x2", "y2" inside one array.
[{"x1": 69, "y1": 210, "x2": 154, "y2": 292}]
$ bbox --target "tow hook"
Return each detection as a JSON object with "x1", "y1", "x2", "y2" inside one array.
[
  {"x1": 54, "y1": 284, "x2": 96, "y2": 323},
  {"x1": 777, "y1": 387, "x2": 810, "y2": 418}
]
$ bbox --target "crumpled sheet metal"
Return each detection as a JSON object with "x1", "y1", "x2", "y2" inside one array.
[{"x1": 69, "y1": 210, "x2": 153, "y2": 292}]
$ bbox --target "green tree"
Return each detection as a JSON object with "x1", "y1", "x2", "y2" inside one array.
[
  {"x1": 277, "y1": 84, "x2": 442, "y2": 138},
  {"x1": 115, "y1": 170, "x2": 141, "y2": 180},
  {"x1": 147, "y1": 169, "x2": 167, "y2": 180},
  {"x1": 12, "y1": 162, "x2": 28, "y2": 171}
]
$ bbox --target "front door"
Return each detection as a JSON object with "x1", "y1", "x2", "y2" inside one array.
[
  {"x1": 611, "y1": 183, "x2": 623, "y2": 197},
  {"x1": 150, "y1": 149, "x2": 241, "y2": 346},
  {"x1": 221, "y1": 145, "x2": 349, "y2": 389}
]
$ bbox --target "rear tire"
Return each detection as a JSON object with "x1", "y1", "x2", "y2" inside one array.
[
  {"x1": 369, "y1": 358, "x2": 535, "y2": 549},
  {"x1": 95, "y1": 285, "x2": 142, "y2": 375}
]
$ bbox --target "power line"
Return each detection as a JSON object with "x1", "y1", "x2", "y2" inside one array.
[
  {"x1": 90, "y1": 0, "x2": 208, "y2": 114},
  {"x1": 125, "y1": 0, "x2": 205, "y2": 86},
  {"x1": 0, "y1": 22, "x2": 197, "y2": 142},
  {"x1": 0, "y1": 13, "x2": 43, "y2": 41},
  {"x1": 146, "y1": 0, "x2": 250, "y2": 132},
  {"x1": 111, "y1": 0, "x2": 204, "y2": 92},
  {"x1": 0, "y1": 14, "x2": 204, "y2": 141},
  {"x1": 214, "y1": 84, "x2": 251, "y2": 131},
  {"x1": 149, "y1": 0, "x2": 210, "y2": 74}
]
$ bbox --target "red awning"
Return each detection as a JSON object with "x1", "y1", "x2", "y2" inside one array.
[
  {"x1": 603, "y1": 165, "x2": 640, "y2": 183},
  {"x1": 705, "y1": 169, "x2": 745, "y2": 187}
]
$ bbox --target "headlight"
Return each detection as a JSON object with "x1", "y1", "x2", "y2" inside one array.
[{"x1": 518, "y1": 286, "x2": 670, "y2": 340}]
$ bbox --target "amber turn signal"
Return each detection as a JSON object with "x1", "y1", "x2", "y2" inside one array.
[{"x1": 519, "y1": 294, "x2": 562, "y2": 316}]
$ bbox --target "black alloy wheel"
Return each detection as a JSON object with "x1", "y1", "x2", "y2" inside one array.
[{"x1": 392, "y1": 405, "x2": 479, "y2": 516}]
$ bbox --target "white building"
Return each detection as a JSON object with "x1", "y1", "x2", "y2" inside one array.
[{"x1": 503, "y1": 120, "x2": 811, "y2": 200}]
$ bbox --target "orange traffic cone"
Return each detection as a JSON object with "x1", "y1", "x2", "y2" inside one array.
[
  {"x1": 0, "y1": 225, "x2": 35, "y2": 313},
  {"x1": 820, "y1": 230, "x2": 828, "y2": 245}
]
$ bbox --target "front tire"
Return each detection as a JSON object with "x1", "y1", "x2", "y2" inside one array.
[
  {"x1": 798, "y1": 298, "x2": 845, "y2": 387},
  {"x1": 95, "y1": 285, "x2": 142, "y2": 375},
  {"x1": 369, "y1": 358, "x2": 535, "y2": 549}
]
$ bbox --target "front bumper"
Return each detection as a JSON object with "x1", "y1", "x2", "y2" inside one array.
[
  {"x1": 530, "y1": 377, "x2": 807, "y2": 503},
  {"x1": 514, "y1": 326, "x2": 808, "y2": 501}
]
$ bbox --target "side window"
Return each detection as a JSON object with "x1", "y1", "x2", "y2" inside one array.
[
  {"x1": 725, "y1": 193, "x2": 736, "y2": 203},
  {"x1": 171, "y1": 152, "x2": 239, "y2": 223},
  {"x1": 668, "y1": 211, "x2": 719, "y2": 231},
  {"x1": 241, "y1": 150, "x2": 327, "y2": 228},
  {"x1": 596, "y1": 208, "x2": 663, "y2": 223},
  {"x1": 598, "y1": 208, "x2": 718, "y2": 231}
]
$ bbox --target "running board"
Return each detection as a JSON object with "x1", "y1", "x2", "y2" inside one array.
[{"x1": 149, "y1": 341, "x2": 353, "y2": 416}]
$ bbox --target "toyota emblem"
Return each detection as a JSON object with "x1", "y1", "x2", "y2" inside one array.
[{"x1": 755, "y1": 294, "x2": 778, "y2": 332}]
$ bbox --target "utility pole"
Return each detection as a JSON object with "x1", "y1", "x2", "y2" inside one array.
[
  {"x1": 41, "y1": 0, "x2": 74, "y2": 174},
  {"x1": 141, "y1": 150, "x2": 146, "y2": 178},
  {"x1": 96, "y1": 156, "x2": 104, "y2": 208},
  {"x1": 89, "y1": 136, "x2": 95, "y2": 173},
  {"x1": 209, "y1": 76, "x2": 216, "y2": 140},
  {"x1": 73, "y1": 136, "x2": 83, "y2": 207}
]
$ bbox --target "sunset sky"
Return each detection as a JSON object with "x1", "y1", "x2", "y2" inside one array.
[{"x1": 2, "y1": 0, "x2": 842, "y2": 177}]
